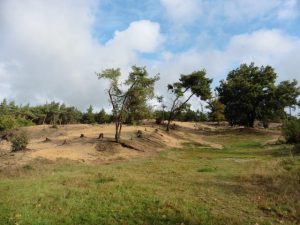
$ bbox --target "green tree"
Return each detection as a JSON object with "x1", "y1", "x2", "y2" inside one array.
[
  {"x1": 206, "y1": 98, "x2": 225, "y2": 124},
  {"x1": 82, "y1": 105, "x2": 95, "y2": 124},
  {"x1": 97, "y1": 66, "x2": 159, "y2": 142},
  {"x1": 95, "y1": 109, "x2": 110, "y2": 124},
  {"x1": 217, "y1": 63, "x2": 300, "y2": 127},
  {"x1": 166, "y1": 70, "x2": 212, "y2": 131},
  {"x1": 283, "y1": 118, "x2": 300, "y2": 144},
  {"x1": 156, "y1": 95, "x2": 167, "y2": 123},
  {"x1": 125, "y1": 83, "x2": 153, "y2": 124},
  {"x1": 0, "y1": 99, "x2": 9, "y2": 115}
]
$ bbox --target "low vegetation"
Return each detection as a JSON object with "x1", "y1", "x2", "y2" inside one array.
[
  {"x1": 0, "y1": 128, "x2": 299, "y2": 224},
  {"x1": 283, "y1": 118, "x2": 300, "y2": 144},
  {"x1": 11, "y1": 132, "x2": 29, "y2": 152},
  {"x1": 0, "y1": 62, "x2": 299, "y2": 224}
]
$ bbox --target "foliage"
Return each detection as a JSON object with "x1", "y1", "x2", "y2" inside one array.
[
  {"x1": 0, "y1": 99, "x2": 83, "y2": 128},
  {"x1": 81, "y1": 105, "x2": 95, "y2": 124},
  {"x1": 283, "y1": 118, "x2": 300, "y2": 144},
  {"x1": 217, "y1": 63, "x2": 300, "y2": 127},
  {"x1": 97, "y1": 66, "x2": 159, "y2": 142},
  {"x1": 175, "y1": 108, "x2": 208, "y2": 122},
  {"x1": 166, "y1": 70, "x2": 212, "y2": 131},
  {"x1": 206, "y1": 98, "x2": 225, "y2": 123},
  {"x1": 95, "y1": 109, "x2": 111, "y2": 124},
  {"x1": 11, "y1": 132, "x2": 29, "y2": 152},
  {"x1": 0, "y1": 115, "x2": 16, "y2": 132},
  {"x1": 156, "y1": 95, "x2": 167, "y2": 122}
]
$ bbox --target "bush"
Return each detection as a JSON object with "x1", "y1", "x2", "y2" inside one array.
[
  {"x1": 15, "y1": 117, "x2": 33, "y2": 127},
  {"x1": 283, "y1": 118, "x2": 300, "y2": 144},
  {"x1": 292, "y1": 144, "x2": 300, "y2": 155},
  {"x1": 0, "y1": 115, "x2": 16, "y2": 132},
  {"x1": 11, "y1": 132, "x2": 29, "y2": 152}
]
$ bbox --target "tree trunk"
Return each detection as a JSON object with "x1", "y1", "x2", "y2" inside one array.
[
  {"x1": 248, "y1": 115, "x2": 255, "y2": 128},
  {"x1": 115, "y1": 121, "x2": 120, "y2": 143},
  {"x1": 114, "y1": 119, "x2": 123, "y2": 143},
  {"x1": 166, "y1": 112, "x2": 173, "y2": 131},
  {"x1": 42, "y1": 115, "x2": 47, "y2": 125}
]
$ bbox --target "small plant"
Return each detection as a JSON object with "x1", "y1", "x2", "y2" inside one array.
[
  {"x1": 283, "y1": 118, "x2": 300, "y2": 144},
  {"x1": 11, "y1": 132, "x2": 29, "y2": 152},
  {"x1": 197, "y1": 166, "x2": 217, "y2": 173}
]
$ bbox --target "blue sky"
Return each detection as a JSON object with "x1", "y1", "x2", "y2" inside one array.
[
  {"x1": 93, "y1": 0, "x2": 300, "y2": 48},
  {"x1": 0, "y1": 0, "x2": 300, "y2": 110}
]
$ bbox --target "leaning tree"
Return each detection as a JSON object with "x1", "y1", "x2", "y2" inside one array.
[
  {"x1": 166, "y1": 70, "x2": 212, "y2": 131},
  {"x1": 97, "y1": 66, "x2": 159, "y2": 143}
]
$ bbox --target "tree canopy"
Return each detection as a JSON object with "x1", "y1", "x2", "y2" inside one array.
[
  {"x1": 166, "y1": 70, "x2": 212, "y2": 131},
  {"x1": 97, "y1": 66, "x2": 159, "y2": 142},
  {"x1": 217, "y1": 63, "x2": 300, "y2": 127}
]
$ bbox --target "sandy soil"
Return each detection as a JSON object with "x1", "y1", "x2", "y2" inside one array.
[
  {"x1": 1, "y1": 121, "x2": 282, "y2": 169},
  {"x1": 2, "y1": 122, "x2": 213, "y2": 168}
]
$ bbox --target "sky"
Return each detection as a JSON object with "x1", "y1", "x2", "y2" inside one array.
[{"x1": 0, "y1": 0, "x2": 300, "y2": 111}]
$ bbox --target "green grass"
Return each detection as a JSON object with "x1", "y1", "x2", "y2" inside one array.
[
  {"x1": 0, "y1": 129, "x2": 299, "y2": 224},
  {"x1": 197, "y1": 166, "x2": 217, "y2": 173}
]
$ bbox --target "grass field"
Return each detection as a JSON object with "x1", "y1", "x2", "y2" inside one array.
[{"x1": 0, "y1": 128, "x2": 299, "y2": 225}]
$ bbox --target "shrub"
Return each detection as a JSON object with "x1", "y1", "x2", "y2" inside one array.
[
  {"x1": 15, "y1": 117, "x2": 33, "y2": 127},
  {"x1": 292, "y1": 144, "x2": 300, "y2": 155},
  {"x1": 11, "y1": 132, "x2": 29, "y2": 152},
  {"x1": 283, "y1": 118, "x2": 300, "y2": 144},
  {"x1": 0, "y1": 115, "x2": 16, "y2": 132}
]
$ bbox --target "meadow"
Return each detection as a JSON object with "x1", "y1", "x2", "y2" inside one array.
[{"x1": 0, "y1": 125, "x2": 299, "y2": 225}]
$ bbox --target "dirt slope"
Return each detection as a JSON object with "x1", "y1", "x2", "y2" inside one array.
[{"x1": 0, "y1": 122, "x2": 227, "y2": 169}]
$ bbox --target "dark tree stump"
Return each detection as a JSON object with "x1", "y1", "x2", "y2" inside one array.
[
  {"x1": 44, "y1": 137, "x2": 52, "y2": 142},
  {"x1": 80, "y1": 134, "x2": 85, "y2": 138},
  {"x1": 98, "y1": 133, "x2": 104, "y2": 139},
  {"x1": 136, "y1": 130, "x2": 143, "y2": 138}
]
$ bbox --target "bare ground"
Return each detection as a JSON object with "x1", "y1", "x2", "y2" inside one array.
[
  {"x1": 0, "y1": 122, "x2": 205, "y2": 168},
  {"x1": 0, "y1": 122, "x2": 280, "y2": 169}
]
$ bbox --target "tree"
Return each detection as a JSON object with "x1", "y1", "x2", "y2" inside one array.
[
  {"x1": 156, "y1": 95, "x2": 167, "y2": 123},
  {"x1": 206, "y1": 98, "x2": 225, "y2": 124},
  {"x1": 125, "y1": 84, "x2": 153, "y2": 124},
  {"x1": 166, "y1": 70, "x2": 212, "y2": 131},
  {"x1": 81, "y1": 105, "x2": 95, "y2": 124},
  {"x1": 0, "y1": 99, "x2": 9, "y2": 115},
  {"x1": 217, "y1": 63, "x2": 300, "y2": 127},
  {"x1": 95, "y1": 109, "x2": 110, "y2": 124},
  {"x1": 97, "y1": 66, "x2": 159, "y2": 143},
  {"x1": 283, "y1": 118, "x2": 300, "y2": 144}
]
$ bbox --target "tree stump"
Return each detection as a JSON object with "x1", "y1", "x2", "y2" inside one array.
[
  {"x1": 44, "y1": 137, "x2": 52, "y2": 142},
  {"x1": 136, "y1": 130, "x2": 143, "y2": 138},
  {"x1": 80, "y1": 134, "x2": 85, "y2": 138},
  {"x1": 98, "y1": 133, "x2": 104, "y2": 139},
  {"x1": 1, "y1": 132, "x2": 14, "y2": 141}
]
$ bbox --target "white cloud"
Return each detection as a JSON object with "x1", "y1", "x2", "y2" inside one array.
[
  {"x1": 160, "y1": 0, "x2": 201, "y2": 24},
  {"x1": 277, "y1": 0, "x2": 299, "y2": 20},
  {"x1": 160, "y1": 0, "x2": 299, "y2": 24},
  {"x1": 106, "y1": 20, "x2": 163, "y2": 53},
  {"x1": 152, "y1": 29, "x2": 300, "y2": 97},
  {"x1": 221, "y1": 0, "x2": 299, "y2": 22},
  {"x1": 220, "y1": 0, "x2": 280, "y2": 22},
  {"x1": 0, "y1": 1, "x2": 163, "y2": 110},
  {"x1": 0, "y1": 0, "x2": 299, "y2": 112}
]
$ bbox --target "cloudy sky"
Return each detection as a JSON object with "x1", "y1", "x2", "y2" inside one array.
[{"x1": 0, "y1": 0, "x2": 300, "y2": 111}]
